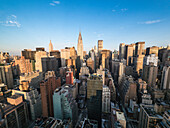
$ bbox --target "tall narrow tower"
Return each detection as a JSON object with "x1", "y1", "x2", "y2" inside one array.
[
  {"x1": 77, "y1": 32, "x2": 83, "y2": 60},
  {"x1": 49, "y1": 40, "x2": 53, "y2": 52}
]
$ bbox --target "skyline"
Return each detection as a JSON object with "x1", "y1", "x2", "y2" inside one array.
[{"x1": 0, "y1": 0, "x2": 170, "y2": 55}]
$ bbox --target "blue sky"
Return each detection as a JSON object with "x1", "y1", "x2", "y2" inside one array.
[{"x1": 0, "y1": 0, "x2": 170, "y2": 55}]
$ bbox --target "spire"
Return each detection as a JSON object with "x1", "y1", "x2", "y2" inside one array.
[
  {"x1": 78, "y1": 31, "x2": 82, "y2": 41},
  {"x1": 49, "y1": 40, "x2": 53, "y2": 52}
]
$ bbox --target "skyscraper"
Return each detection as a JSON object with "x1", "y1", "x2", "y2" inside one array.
[
  {"x1": 49, "y1": 40, "x2": 53, "y2": 52},
  {"x1": 98, "y1": 40, "x2": 103, "y2": 53},
  {"x1": 77, "y1": 32, "x2": 83, "y2": 60},
  {"x1": 119, "y1": 43, "x2": 126, "y2": 59},
  {"x1": 40, "y1": 74, "x2": 61, "y2": 117},
  {"x1": 87, "y1": 75, "x2": 103, "y2": 127}
]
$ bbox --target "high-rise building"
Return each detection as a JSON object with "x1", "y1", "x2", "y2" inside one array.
[
  {"x1": 19, "y1": 71, "x2": 43, "y2": 89},
  {"x1": 87, "y1": 57, "x2": 94, "y2": 73},
  {"x1": 0, "y1": 65, "x2": 14, "y2": 89},
  {"x1": 142, "y1": 64, "x2": 158, "y2": 88},
  {"x1": 60, "y1": 48, "x2": 70, "y2": 67},
  {"x1": 87, "y1": 75, "x2": 103, "y2": 127},
  {"x1": 102, "y1": 85, "x2": 110, "y2": 113},
  {"x1": 161, "y1": 66, "x2": 170, "y2": 89},
  {"x1": 15, "y1": 56, "x2": 34, "y2": 75},
  {"x1": 98, "y1": 40, "x2": 103, "y2": 53},
  {"x1": 146, "y1": 46, "x2": 159, "y2": 56},
  {"x1": 135, "y1": 42, "x2": 145, "y2": 56},
  {"x1": 66, "y1": 71, "x2": 73, "y2": 85},
  {"x1": 12, "y1": 81, "x2": 42, "y2": 120},
  {"x1": 119, "y1": 43, "x2": 126, "y2": 59},
  {"x1": 101, "y1": 49, "x2": 111, "y2": 69},
  {"x1": 0, "y1": 94, "x2": 29, "y2": 128},
  {"x1": 21, "y1": 49, "x2": 36, "y2": 60},
  {"x1": 53, "y1": 87, "x2": 78, "y2": 127},
  {"x1": 41, "y1": 56, "x2": 58, "y2": 73},
  {"x1": 77, "y1": 32, "x2": 83, "y2": 60},
  {"x1": 35, "y1": 51, "x2": 48, "y2": 72},
  {"x1": 138, "y1": 104, "x2": 162, "y2": 128},
  {"x1": 125, "y1": 44, "x2": 134, "y2": 66},
  {"x1": 112, "y1": 50, "x2": 119, "y2": 60},
  {"x1": 134, "y1": 54, "x2": 145, "y2": 76},
  {"x1": 40, "y1": 74, "x2": 61, "y2": 117},
  {"x1": 143, "y1": 54, "x2": 158, "y2": 66},
  {"x1": 49, "y1": 40, "x2": 53, "y2": 52},
  {"x1": 70, "y1": 47, "x2": 77, "y2": 58},
  {"x1": 120, "y1": 76, "x2": 137, "y2": 107}
]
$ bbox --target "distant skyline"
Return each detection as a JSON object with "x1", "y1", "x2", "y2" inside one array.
[{"x1": 0, "y1": 0, "x2": 170, "y2": 55}]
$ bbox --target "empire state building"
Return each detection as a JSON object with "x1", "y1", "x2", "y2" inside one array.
[{"x1": 77, "y1": 32, "x2": 83, "y2": 60}]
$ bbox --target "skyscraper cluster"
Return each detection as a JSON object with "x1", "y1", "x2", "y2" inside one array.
[{"x1": 0, "y1": 32, "x2": 169, "y2": 128}]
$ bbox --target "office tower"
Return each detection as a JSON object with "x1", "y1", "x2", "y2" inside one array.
[
  {"x1": 135, "y1": 42, "x2": 145, "y2": 56},
  {"x1": 142, "y1": 64, "x2": 158, "y2": 88},
  {"x1": 161, "y1": 66, "x2": 170, "y2": 89},
  {"x1": 98, "y1": 40, "x2": 103, "y2": 53},
  {"x1": 134, "y1": 54, "x2": 145, "y2": 76},
  {"x1": 70, "y1": 46, "x2": 77, "y2": 58},
  {"x1": 77, "y1": 32, "x2": 83, "y2": 60},
  {"x1": 49, "y1": 40, "x2": 53, "y2": 52},
  {"x1": 53, "y1": 87, "x2": 78, "y2": 127},
  {"x1": 87, "y1": 75, "x2": 103, "y2": 127},
  {"x1": 119, "y1": 43, "x2": 125, "y2": 59},
  {"x1": 101, "y1": 49, "x2": 111, "y2": 69},
  {"x1": 12, "y1": 81, "x2": 42, "y2": 120},
  {"x1": 21, "y1": 49, "x2": 36, "y2": 60},
  {"x1": 102, "y1": 85, "x2": 110, "y2": 113},
  {"x1": 158, "y1": 46, "x2": 170, "y2": 65},
  {"x1": 111, "y1": 60, "x2": 125, "y2": 83},
  {"x1": 120, "y1": 76, "x2": 137, "y2": 106},
  {"x1": 35, "y1": 51, "x2": 47, "y2": 72},
  {"x1": 87, "y1": 57, "x2": 94, "y2": 73},
  {"x1": 50, "y1": 50, "x2": 60, "y2": 58},
  {"x1": 66, "y1": 71, "x2": 73, "y2": 85},
  {"x1": 138, "y1": 104, "x2": 162, "y2": 128},
  {"x1": 41, "y1": 56, "x2": 58, "y2": 73},
  {"x1": 102, "y1": 53, "x2": 105, "y2": 69},
  {"x1": 0, "y1": 83, "x2": 12, "y2": 102},
  {"x1": 0, "y1": 65, "x2": 14, "y2": 89},
  {"x1": 112, "y1": 50, "x2": 118, "y2": 60},
  {"x1": 125, "y1": 44, "x2": 134, "y2": 65},
  {"x1": 19, "y1": 71, "x2": 43, "y2": 89},
  {"x1": 49, "y1": 50, "x2": 61, "y2": 68},
  {"x1": 146, "y1": 46, "x2": 159, "y2": 56},
  {"x1": 15, "y1": 56, "x2": 34, "y2": 75},
  {"x1": 61, "y1": 48, "x2": 70, "y2": 67},
  {"x1": 0, "y1": 94, "x2": 29, "y2": 128},
  {"x1": 40, "y1": 75, "x2": 61, "y2": 117},
  {"x1": 143, "y1": 54, "x2": 158, "y2": 66}
]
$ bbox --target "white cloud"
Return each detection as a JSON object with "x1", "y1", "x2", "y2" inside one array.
[
  {"x1": 53, "y1": 1, "x2": 60, "y2": 4},
  {"x1": 138, "y1": 20, "x2": 161, "y2": 24},
  {"x1": 0, "y1": 15, "x2": 21, "y2": 28},
  {"x1": 121, "y1": 8, "x2": 128, "y2": 12},
  {"x1": 112, "y1": 9, "x2": 116, "y2": 12},
  {"x1": 50, "y1": 1, "x2": 60, "y2": 6},
  {"x1": 49, "y1": 3, "x2": 55, "y2": 6}
]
